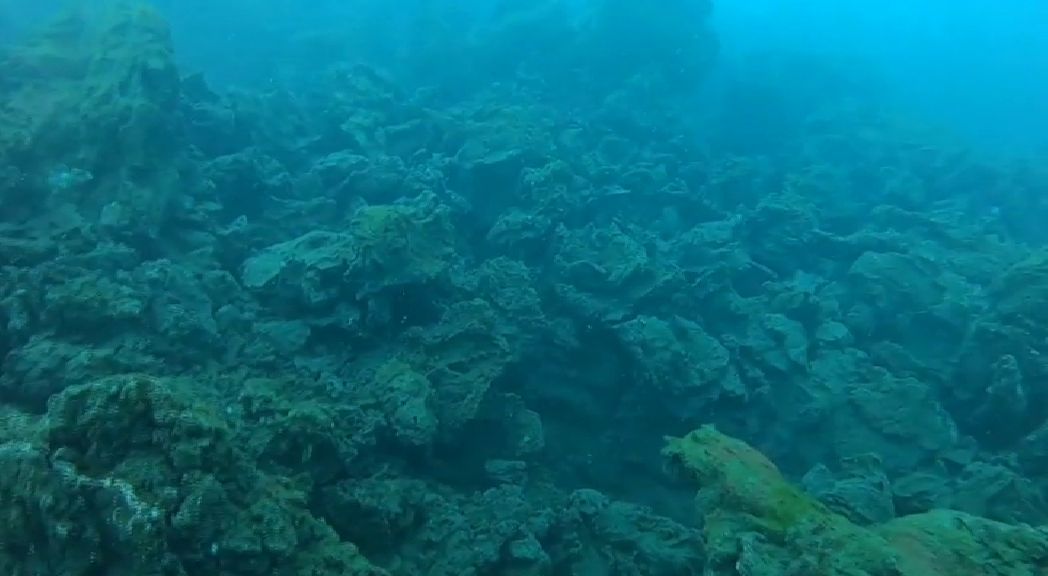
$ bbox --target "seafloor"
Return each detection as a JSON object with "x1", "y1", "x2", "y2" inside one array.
[{"x1": 1, "y1": 2, "x2": 1047, "y2": 575}]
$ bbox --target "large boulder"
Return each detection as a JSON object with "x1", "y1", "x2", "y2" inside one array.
[
  {"x1": 664, "y1": 426, "x2": 1048, "y2": 576},
  {"x1": 0, "y1": 4, "x2": 183, "y2": 234}
]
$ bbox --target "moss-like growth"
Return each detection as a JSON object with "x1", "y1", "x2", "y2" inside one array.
[
  {"x1": 988, "y1": 250, "x2": 1048, "y2": 328},
  {"x1": 0, "y1": 374, "x2": 393, "y2": 576},
  {"x1": 349, "y1": 192, "x2": 457, "y2": 296},
  {"x1": 402, "y1": 298, "x2": 514, "y2": 435},
  {"x1": 0, "y1": 2, "x2": 182, "y2": 230},
  {"x1": 665, "y1": 426, "x2": 1048, "y2": 575}
]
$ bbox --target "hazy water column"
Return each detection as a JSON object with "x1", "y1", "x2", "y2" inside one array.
[{"x1": 711, "y1": 0, "x2": 1048, "y2": 153}]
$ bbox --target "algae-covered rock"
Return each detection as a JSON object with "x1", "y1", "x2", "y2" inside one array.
[
  {"x1": 347, "y1": 191, "x2": 458, "y2": 297},
  {"x1": 552, "y1": 222, "x2": 677, "y2": 323},
  {"x1": 401, "y1": 298, "x2": 515, "y2": 436},
  {"x1": 0, "y1": 441, "x2": 176, "y2": 576},
  {"x1": 241, "y1": 192, "x2": 458, "y2": 321},
  {"x1": 665, "y1": 425, "x2": 1048, "y2": 575},
  {"x1": 455, "y1": 257, "x2": 548, "y2": 340},
  {"x1": 741, "y1": 311, "x2": 810, "y2": 376},
  {"x1": 951, "y1": 250, "x2": 1048, "y2": 444},
  {"x1": 47, "y1": 375, "x2": 234, "y2": 476},
  {"x1": 554, "y1": 222, "x2": 655, "y2": 298},
  {"x1": 241, "y1": 230, "x2": 357, "y2": 306},
  {"x1": 136, "y1": 259, "x2": 221, "y2": 358},
  {"x1": 741, "y1": 191, "x2": 823, "y2": 275},
  {"x1": 0, "y1": 3, "x2": 183, "y2": 232},
  {"x1": 370, "y1": 359, "x2": 439, "y2": 448},
  {"x1": 1, "y1": 336, "x2": 151, "y2": 410},
  {"x1": 24, "y1": 373, "x2": 390, "y2": 576},
  {"x1": 801, "y1": 349, "x2": 960, "y2": 474},
  {"x1": 236, "y1": 376, "x2": 380, "y2": 483},
  {"x1": 202, "y1": 149, "x2": 293, "y2": 219},
  {"x1": 558, "y1": 488, "x2": 706, "y2": 575},
  {"x1": 877, "y1": 511, "x2": 1048, "y2": 576}
]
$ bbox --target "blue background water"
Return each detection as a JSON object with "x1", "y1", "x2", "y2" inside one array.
[
  {"x1": 5, "y1": 1, "x2": 1041, "y2": 151},
  {"x1": 711, "y1": 0, "x2": 1048, "y2": 154},
  {"x1": 119, "y1": 0, "x2": 1048, "y2": 154}
]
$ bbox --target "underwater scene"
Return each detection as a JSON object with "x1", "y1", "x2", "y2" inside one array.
[{"x1": 2, "y1": 0, "x2": 1048, "y2": 574}]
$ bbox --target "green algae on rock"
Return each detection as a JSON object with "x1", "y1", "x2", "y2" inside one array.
[
  {"x1": 665, "y1": 426, "x2": 1048, "y2": 575},
  {"x1": 0, "y1": 373, "x2": 389, "y2": 576},
  {"x1": 0, "y1": 2, "x2": 183, "y2": 234}
]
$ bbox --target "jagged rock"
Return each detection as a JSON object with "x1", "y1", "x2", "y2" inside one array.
[
  {"x1": 800, "y1": 349, "x2": 960, "y2": 474},
  {"x1": 179, "y1": 72, "x2": 250, "y2": 158},
  {"x1": 347, "y1": 192, "x2": 458, "y2": 297},
  {"x1": 741, "y1": 312, "x2": 810, "y2": 375},
  {"x1": 815, "y1": 320, "x2": 853, "y2": 348},
  {"x1": 137, "y1": 259, "x2": 220, "y2": 359},
  {"x1": 236, "y1": 376, "x2": 380, "y2": 483},
  {"x1": 842, "y1": 250, "x2": 971, "y2": 360},
  {"x1": 954, "y1": 249, "x2": 1048, "y2": 443},
  {"x1": 485, "y1": 209, "x2": 555, "y2": 259},
  {"x1": 892, "y1": 469, "x2": 952, "y2": 516},
  {"x1": 479, "y1": 393, "x2": 546, "y2": 458},
  {"x1": 0, "y1": 336, "x2": 155, "y2": 410},
  {"x1": 559, "y1": 488, "x2": 706, "y2": 575},
  {"x1": 0, "y1": 232, "x2": 57, "y2": 266},
  {"x1": 241, "y1": 230, "x2": 357, "y2": 307},
  {"x1": 359, "y1": 483, "x2": 557, "y2": 576},
  {"x1": 949, "y1": 461, "x2": 1048, "y2": 524},
  {"x1": 41, "y1": 269, "x2": 146, "y2": 332},
  {"x1": 802, "y1": 453, "x2": 896, "y2": 525},
  {"x1": 0, "y1": 3, "x2": 183, "y2": 233},
  {"x1": 1020, "y1": 420, "x2": 1048, "y2": 475},
  {"x1": 485, "y1": 459, "x2": 529, "y2": 484},
  {"x1": 455, "y1": 257, "x2": 548, "y2": 341},
  {"x1": 400, "y1": 299, "x2": 515, "y2": 437},
  {"x1": 552, "y1": 222, "x2": 678, "y2": 323},
  {"x1": 0, "y1": 441, "x2": 172, "y2": 576},
  {"x1": 306, "y1": 151, "x2": 422, "y2": 205},
  {"x1": 615, "y1": 315, "x2": 741, "y2": 416},
  {"x1": 741, "y1": 192, "x2": 822, "y2": 275},
  {"x1": 370, "y1": 359, "x2": 439, "y2": 448},
  {"x1": 251, "y1": 319, "x2": 311, "y2": 355},
  {"x1": 40, "y1": 373, "x2": 388, "y2": 575},
  {"x1": 554, "y1": 223, "x2": 652, "y2": 297},
  {"x1": 202, "y1": 148, "x2": 292, "y2": 219},
  {"x1": 317, "y1": 477, "x2": 433, "y2": 559}
]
